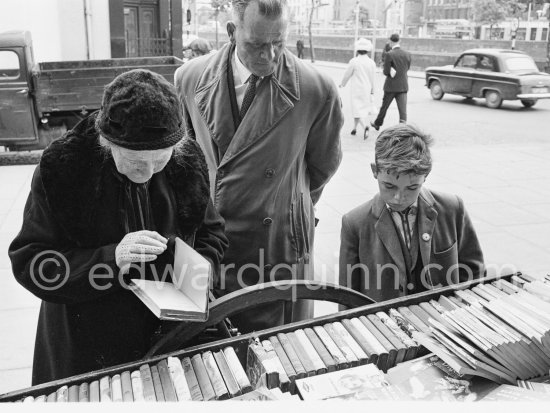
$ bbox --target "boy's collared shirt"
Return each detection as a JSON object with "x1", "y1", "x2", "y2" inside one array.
[{"x1": 386, "y1": 200, "x2": 418, "y2": 250}]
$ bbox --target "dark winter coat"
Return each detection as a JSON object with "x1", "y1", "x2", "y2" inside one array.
[{"x1": 8, "y1": 114, "x2": 228, "y2": 385}]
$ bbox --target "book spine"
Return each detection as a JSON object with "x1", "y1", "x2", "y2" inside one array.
[
  {"x1": 286, "y1": 331, "x2": 317, "y2": 376},
  {"x1": 213, "y1": 350, "x2": 242, "y2": 397},
  {"x1": 191, "y1": 353, "x2": 216, "y2": 400},
  {"x1": 150, "y1": 365, "x2": 166, "y2": 401},
  {"x1": 261, "y1": 339, "x2": 291, "y2": 392},
  {"x1": 268, "y1": 335, "x2": 298, "y2": 381},
  {"x1": 156, "y1": 359, "x2": 178, "y2": 402},
  {"x1": 34, "y1": 395, "x2": 46, "y2": 403},
  {"x1": 89, "y1": 380, "x2": 100, "y2": 402},
  {"x1": 332, "y1": 321, "x2": 369, "y2": 364},
  {"x1": 120, "y1": 371, "x2": 134, "y2": 402},
  {"x1": 78, "y1": 382, "x2": 89, "y2": 402},
  {"x1": 22, "y1": 396, "x2": 34, "y2": 402},
  {"x1": 56, "y1": 385, "x2": 68, "y2": 402},
  {"x1": 293, "y1": 329, "x2": 328, "y2": 374},
  {"x1": 181, "y1": 356, "x2": 204, "y2": 400},
  {"x1": 139, "y1": 364, "x2": 156, "y2": 401},
  {"x1": 376, "y1": 311, "x2": 418, "y2": 361},
  {"x1": 202, "y1": 351, "x2": 229, "y2": 400},
  {"x1": 312, "y1": 325, "x2": 350, "y2": 370},
  {"x1": 110, "y1": 374, "x2": 123, "y2": 402},
  {"x1": 223, "y1": 346, "x2": 253, "y2": 394},
  {"x1": 367, "y1": 314, "x2": 405, "y2": 366},
  {"x1": 389, "y1": 308, "x2": 419, "y2": 339},
  {"x1": 358, "y1": 316, "x2": 394, "y2": 370},
  {"x1": 68, "y1": 384, "x2": 79, "y2": 402},
  {"x1": 99, "y1": 376, "x2": 111, "y2": 402},
  {"x1": 247, "y1": 340, "x2": 280, "y2": 388},
  {"x1": 343, "y1": 318, "x2": 380, "y2": 365},
  {"x1": 46, "y1": 392, "x2": 57, "y2": 403},
  {"x1": 130, "y1": 370, "x2": 144, "y2": 401},
  {"x1": 304, "y1": 328, "x2": 337, "y2": 372},
  {"x1": 322, "y1": 323, "x2": 360, "y2": 367},
  {"x1": 276, "y1": 333, "x2": 308, "y2": 378},
  {"x1": 167, "y1": 356, "x2": 192, "y2": 401},
  {"x1": 398, "y1": 306, "x2": 430, "y2": 333}
]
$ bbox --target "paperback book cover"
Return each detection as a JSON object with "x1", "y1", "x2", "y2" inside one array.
[
  {"x1": 129, "y1": 237, "x2": 211, "y2": 321},
  {"x1": 295, "y1": 363, "x2": 388, "y2": 401}
]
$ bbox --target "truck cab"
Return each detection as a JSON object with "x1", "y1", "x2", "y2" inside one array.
[{"x1": 0, "y1": 31, "x2": 40, "y2": 149}]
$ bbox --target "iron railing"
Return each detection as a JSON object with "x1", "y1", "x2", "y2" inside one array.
[{"x1": 125, "y1": 37, "x2": 170, "y2": 57}]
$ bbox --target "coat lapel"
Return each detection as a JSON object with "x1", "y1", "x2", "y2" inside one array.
[
  {"x1": 194, "y1": 43, "x2": 236, "y2": 163},
  {"x1": 195, "y1": 47, "x2": 300, "y2": 168},
  {"x1": 372, "y1": 194, "x2": 406, "y2": 274},
  {"x1": 417, "y1": 188, "x2": 437, "y2": 278}
]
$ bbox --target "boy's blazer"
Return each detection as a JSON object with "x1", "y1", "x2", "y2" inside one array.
[{"x1": 339, "y1": 188, "x2": 484, "y2": 302}]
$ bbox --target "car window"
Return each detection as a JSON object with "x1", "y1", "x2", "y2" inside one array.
[
  {"x1": 0, "y1": 50, "x2": 20, "y2": 79},
  {"x1": 477, "y1": 56, "x2": 495, "y2": 72},
  {"x1": 455, "y1": 54, "x2": 476, "y2": 69},
  {"x1": 502, "y1": 56, "x2": 539, "y2": 74}
]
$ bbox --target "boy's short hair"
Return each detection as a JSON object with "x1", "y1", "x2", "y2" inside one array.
[{"x1": 374, "y1": 124, "x2": 433, "y2": 176}]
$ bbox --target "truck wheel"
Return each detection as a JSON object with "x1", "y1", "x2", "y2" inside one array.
[
  {"x1": 485, "y1": 90, "x2": 502, "y2": 109},
  {"x1": 521, "y1": 99, "x2": 537, "y2": 108},
  {"x1": 430, "y1": 80, "x2": 444, "y2": 100}
]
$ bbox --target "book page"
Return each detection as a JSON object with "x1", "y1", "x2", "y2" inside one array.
[{"x1": 172, "y1": 237, "x2": 211, "y2": 312}]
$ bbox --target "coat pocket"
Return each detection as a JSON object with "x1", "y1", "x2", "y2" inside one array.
[
  {"x1": 290, "y1": 193, "x2": 310, "y2": 259},
  {"x1": 429, "y1": 241, "x2": 458, "y2": 288}
]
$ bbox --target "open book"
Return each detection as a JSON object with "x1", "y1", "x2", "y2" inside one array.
[{"x1": 129, "y1": 237, "x2": 211, "y2": 322}]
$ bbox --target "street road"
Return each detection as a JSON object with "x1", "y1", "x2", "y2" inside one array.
[{"x1": 320, "y1": 63, "x2": 550, "y2": 150}]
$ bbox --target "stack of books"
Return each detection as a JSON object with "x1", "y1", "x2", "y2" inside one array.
[{"x1": 413, "y1": 276, "x2": 550, "y2": 384}]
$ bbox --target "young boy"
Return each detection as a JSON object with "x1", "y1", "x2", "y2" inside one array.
[{"x1": 339, "y1": 124, "x2": 484, "y2": 302}]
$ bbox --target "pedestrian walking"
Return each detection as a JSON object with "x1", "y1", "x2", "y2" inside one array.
[
  {"x1": 339, "y1": 38, "x2": 376, "y2": 140},
  {"x1": 371, "y1": 33, "x2": 411, "y2": 131},
  {"x1": 296, "y1": 38, "x2": 304, "y2": 59}
]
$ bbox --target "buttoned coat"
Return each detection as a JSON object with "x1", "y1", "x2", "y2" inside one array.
[
  {"x1": 339, "y1": 188, "x2": 484, "y2": 303},
  {"x1": 175, "y1": 44, "x2": 343, "y2": 331},
  {"x1": 382, "y1": 46, "x2": 411, "y2": 93}
]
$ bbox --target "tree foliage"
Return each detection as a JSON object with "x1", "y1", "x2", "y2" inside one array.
[{"x1": 472, "y1": 0, "x2": 525, "y2": 25}]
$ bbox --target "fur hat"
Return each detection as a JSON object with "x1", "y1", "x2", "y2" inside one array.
[
  {"x1": 390, "y1": 33, "x2": 400, "y2": 43},
  {"x1": 355, "y1": 38, "x2": 372, "y2": 52},
  {"x1": 95, "y1": 69, "x2": 184, "y2": 150}
]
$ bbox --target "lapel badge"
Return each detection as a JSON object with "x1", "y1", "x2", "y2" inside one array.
[{"x1": 422, "y1": 233, "x2": 431, "y2": 242}]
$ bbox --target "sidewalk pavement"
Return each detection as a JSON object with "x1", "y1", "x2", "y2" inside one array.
[{"x1": 0, "y1": 66, "x2": 549, "y2": 395}]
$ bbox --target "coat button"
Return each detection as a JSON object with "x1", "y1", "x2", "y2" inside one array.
[
  {"x1": 264, "y1": 168, "x2": 275, "y2": 178},
  {"x1": 263, "y1": 217, "x2": 273, "y2": 226},
  {"x1": 422, "y1": 233, "x2": 431, "y2": 242}
]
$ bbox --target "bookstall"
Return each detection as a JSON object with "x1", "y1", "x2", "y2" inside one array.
[{"x1": 1, "y1": 271, "x2": 550, "y2": 402}]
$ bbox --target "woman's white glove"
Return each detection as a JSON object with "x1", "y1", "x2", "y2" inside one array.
[{"x1": 115, "y1": 230, "x2": 168, "y2": 274}]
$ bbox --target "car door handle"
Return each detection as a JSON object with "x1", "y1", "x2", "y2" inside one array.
[{"x1": 16, "y1": 88, "x2": 29, "y2": 94}]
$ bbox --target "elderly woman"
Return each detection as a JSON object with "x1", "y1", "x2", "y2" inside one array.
[
  {"x1": 9, "y1": 69, "x2": 228, "y2": 385},
  {"x1": 340, "y1": 38, "x2": 377, "y2": 140}
]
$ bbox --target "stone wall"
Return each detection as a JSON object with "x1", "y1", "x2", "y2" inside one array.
[{"x1": 201, "y1": 31, "x2": 549, "y2": 72}]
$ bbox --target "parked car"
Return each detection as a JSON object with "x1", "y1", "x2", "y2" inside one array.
[{"x1": 425, "y1": 49, "x2": 550, "y2": 109}]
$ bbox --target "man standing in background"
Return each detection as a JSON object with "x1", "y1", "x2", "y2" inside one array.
[
  {"x1": 371, "y1": 33, "x2": 411, "y2": 131},
  {"x1": 175, "y1": 0, "x2": 343, "y2": 332}
]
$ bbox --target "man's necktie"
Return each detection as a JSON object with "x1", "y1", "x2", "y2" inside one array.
[
  {"x1": 398, "y1": 207, "x2": 412, "y2": 250},
  {"x1": 239, "y1": 74, "x2": 259, "y2": 120}
]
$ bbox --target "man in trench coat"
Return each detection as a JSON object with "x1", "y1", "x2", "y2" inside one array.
[{"x1": 175, "y1": 0, "x2": 343, "y2": 332}]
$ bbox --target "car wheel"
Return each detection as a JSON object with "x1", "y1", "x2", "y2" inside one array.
[
  {"x1": 521, "y1": 99, "x2": 537, "y2": 108},
  {"x1": 430, "y1": 80, "x2": 444, "y2": 100},
  {"x1": 485, "y1": 90, "x2": 502, "y2": 109}
]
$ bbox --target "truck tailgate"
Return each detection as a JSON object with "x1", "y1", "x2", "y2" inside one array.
[{"x1": 35, "y1": 57, "x2": 183, "y2": 116}]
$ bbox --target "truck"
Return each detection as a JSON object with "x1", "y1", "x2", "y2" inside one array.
[{"x1": 0, "y1": 31, "x2": 184, "y2": 151}]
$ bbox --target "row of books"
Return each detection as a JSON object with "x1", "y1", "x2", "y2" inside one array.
[
  {"x1": 18, "y1": 347, "x2": 252, "y2": 402},
  {"x1": 412, "y1": 275, "x2": 550, "y2": 384},
  {"x1": 245, "y1": 310, "x2": 429, "y2": 394}
]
